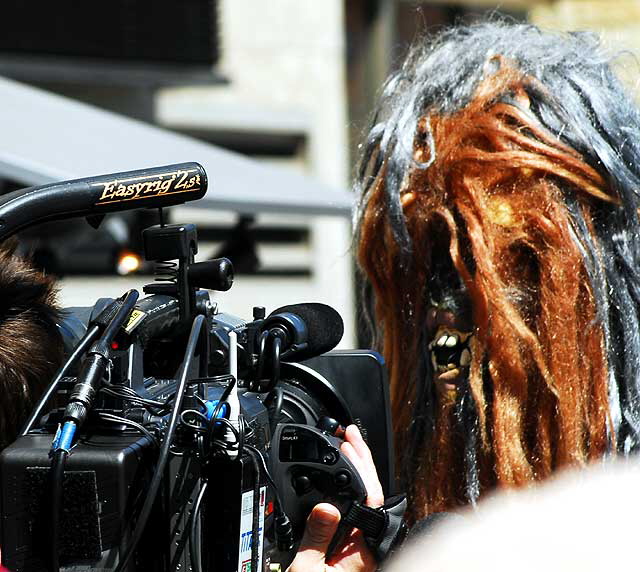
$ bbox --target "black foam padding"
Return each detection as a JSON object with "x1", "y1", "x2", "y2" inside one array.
[
  {"x1": 26, "y1": 467, "x2": 102, "y2": 562},
  {"x1": 134, "y1": 295, "x2": 181, "y2": 348},
  {"x1": 270, "y1": 302, "x2": 344, "y2": 360}
]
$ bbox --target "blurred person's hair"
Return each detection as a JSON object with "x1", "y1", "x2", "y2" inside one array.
[{"x1": 0, "y1": 239, "x2": 62, "y2": 448}]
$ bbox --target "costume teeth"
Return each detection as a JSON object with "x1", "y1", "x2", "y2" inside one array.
[
  {"x1": 429, "y1": 327, "x2": 473, "y2": 371},
  {"x1": 429, "y1": 328, "x2": 471, "y2": 350}
]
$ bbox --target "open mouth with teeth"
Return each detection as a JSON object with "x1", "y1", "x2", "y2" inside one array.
[{"x1": 428, "y1": 327, "x2": 473, "y2": 394}]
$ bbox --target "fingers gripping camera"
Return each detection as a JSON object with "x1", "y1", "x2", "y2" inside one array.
[{"x1": 271, "y1": 423, "x2": 408, "y2": 563}]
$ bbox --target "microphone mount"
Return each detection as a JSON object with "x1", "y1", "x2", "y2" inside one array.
[
  {"x1": 261, "y1": 312, "x2": 309, "y2": 359},
  {"x1": 142, "y1": 222, "x2": 234, "y2": 329}
]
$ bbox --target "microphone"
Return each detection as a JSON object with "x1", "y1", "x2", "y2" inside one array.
[
  {"x1": 263, "y1": 302, "x2": 344, "y2": 361},
  {"x1": 0, "y1": 162, "x2": 207, "y2": 242}
]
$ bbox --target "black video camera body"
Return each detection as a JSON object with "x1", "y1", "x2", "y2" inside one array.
[{"x1": 0, "y1": 164, "x2": 396, "y2": 572}]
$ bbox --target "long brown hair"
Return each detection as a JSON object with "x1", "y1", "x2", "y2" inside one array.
[{"x1": 358, "y1": 63, "x2": 617, "y2": 520}]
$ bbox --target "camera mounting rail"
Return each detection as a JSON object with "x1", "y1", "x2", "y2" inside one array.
[{"x1": 0, "y1": 162, "x2": 207, "y2": 242}]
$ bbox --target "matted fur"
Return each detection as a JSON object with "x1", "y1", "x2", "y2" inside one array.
[
  {"x1": 356, "y1": 22, "x2": 640, "y2": 521},
  {"x1": 0, "y1": 240, "x2": 62, "y2": 449}
]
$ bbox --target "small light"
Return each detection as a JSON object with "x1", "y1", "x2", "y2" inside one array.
[
  {"x1": 111, "y1": 341, "x2": 120, "y2": 351},
  {"x1": 265, "y1": 501, "x2": 274, "y2": 516},
  {"x1": 116, "y1": 252, "x2": 141, "y2": 275}
]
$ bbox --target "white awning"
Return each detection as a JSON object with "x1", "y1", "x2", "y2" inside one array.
[{"x1": 0, "y1": 76, "x2": 353, "y2": 216}]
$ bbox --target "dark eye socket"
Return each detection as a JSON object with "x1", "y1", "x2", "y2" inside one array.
[
  {"x1": 502, "y1": 242, "x2": 540, "y2": 324},
  {"x1": 452, "y1": 207, "x2": 475, "y2": 276},
  {"x1": 426, "y1": 212, "x2": 474, "y2": 295},
  {"x1": 426, "y1": 218, "x2": 471, "y2": 324},
  {"x1": 427, "y1": 219, "x2": 459, "y2": 290}
]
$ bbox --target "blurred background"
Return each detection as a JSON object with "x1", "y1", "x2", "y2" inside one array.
[{"x1": 0, "y1": 0, "x2": 636, "y2": 348}]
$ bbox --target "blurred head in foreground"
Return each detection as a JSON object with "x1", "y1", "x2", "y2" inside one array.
[
  {"x1": 0, "y1": 241, "x2": 62, "y2": 448},
  {"x1": 356, "y1": 20, "x2": 640, "y2": 520},
  {"x1": 387, "y1": 460, "x2": 640, "y2": 572}
]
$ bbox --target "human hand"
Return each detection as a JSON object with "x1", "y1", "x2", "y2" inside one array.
[{"x1": 287, "y1": 424, "x2": 384, "y2": 572}]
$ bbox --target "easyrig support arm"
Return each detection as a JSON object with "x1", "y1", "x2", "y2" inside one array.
[{"x1": 0, "y1": 162, "x2": 207, "y2": 242}]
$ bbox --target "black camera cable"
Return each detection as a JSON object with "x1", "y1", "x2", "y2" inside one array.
[
  {"x1": 95, "y1": 411, "x2": 160, "y2": 448},
  {"x1": 188, "y1": 475, "x2": 211, "y2": 572},
  {"x1": 255, "y1": 330, "x2": 282, "y2": 393},
  {"x1": 100, "y1": 383, "x2": 168, "y2": 413},
  {"x1": 269, "y1": 336, "x2": 282, "y2": 391},
  {"x1": 203, "y1": 375, "x2": 241, "y2": 455},
  {"x1": 254, "y1": 329, "x2": 269, "y2": 389},
  {"x1": 56, "y1": 289, "x2": 140, "y2": 445},
  {"x1": 186, "y1": 419, "x2": 246, "y2": 572},
  {"x1": 263, "y1": 387, "x2": 284, "y2": 434},
  {"x1": 48, "y1": 290, "x2": 140, "y2": 572},
  {"x1": 244, "y1": 443, "x2": 294, "y2": 553},
  {"x1": 114, "y1": 314, "x2": 206, "y2": 572},
  {"x1": 245, "y1": 440, "x2": 262, "y2": 572},
  {"x1": 21, "y1": 323, "x2": 101, "y2": 436},
  {"x1": 22, "y1": 293, "x2": 143, "y2": 437},
  {"x1": 186, "y1": 404, "x2": 245, "y2": 572},
  {"x1": 48, "y1": 447, "x2": 67, "y2": 572},
  {"x1": 101, "y1": 375, "x2": 236, "y2": 420}
]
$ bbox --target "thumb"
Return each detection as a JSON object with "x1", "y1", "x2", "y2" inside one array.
[{"x1": 288, "y1": 503, "x2": 341, "y2": 571}]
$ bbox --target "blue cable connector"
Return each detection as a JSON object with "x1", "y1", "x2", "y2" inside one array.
[
  {"x1": 202, "y1": 400, "x2": 229, "y2": 422},
  {"x1": 51, "y1": 421, "x2": 76, "y2": 453}
]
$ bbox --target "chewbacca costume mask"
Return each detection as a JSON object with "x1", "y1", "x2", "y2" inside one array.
[
  {"x1": 0, "y1": 242, "x2": 62, "y2": 449},
  {"x1": 356, "y1": 22, "x2": 640, "y2": 521}
]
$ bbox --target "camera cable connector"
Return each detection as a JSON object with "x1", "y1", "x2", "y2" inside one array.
[
  {"x1": 50, "y1": 421, "x2": 76, "y2": 454},
  {"x1": 202, "y1": 399, "x2": 229, "y2": 421}
]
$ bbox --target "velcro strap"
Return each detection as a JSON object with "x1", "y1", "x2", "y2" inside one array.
[
  {"x1": 342, "y1": 502, "x2": 386, "y2": 538},
  {"x1": 342, "y1": 496, "x2": 409, "y2": 563}
]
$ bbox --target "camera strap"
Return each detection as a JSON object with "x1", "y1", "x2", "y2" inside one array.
[{"x1": 342, "y1": 494, "x2": 409, "y2": 563}]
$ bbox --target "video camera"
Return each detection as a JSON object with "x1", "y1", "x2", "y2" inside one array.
[{"x1": 0, "y1": 163, "x2": 401, "y2": 572}]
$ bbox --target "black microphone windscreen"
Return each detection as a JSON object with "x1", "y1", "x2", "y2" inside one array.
[{"x1": 269, "y1": 302, "x2": 344, "y2": 360}]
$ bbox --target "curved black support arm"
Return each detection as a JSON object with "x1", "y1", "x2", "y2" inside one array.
[{"x1": 0, "y1": 162, "x2": 207, "y2": 242}]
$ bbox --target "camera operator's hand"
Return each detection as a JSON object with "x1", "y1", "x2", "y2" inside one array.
[{"x1": 287, "y1": 425, "x2": 384, "y2": 572}]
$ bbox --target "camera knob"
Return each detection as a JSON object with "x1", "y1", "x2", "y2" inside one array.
[
  {"x1": 187, "y1": 258, "x2": 234, "y2": 291},
  {"x1": 317, "y1": 416, "x2": 345, "y2": 438},
  {"x1": 334, "y1": 470, "x2": 351, "y2": 488},
  {"x1": 293, "y1": 474, "x2": 313, "y2": 495}
]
